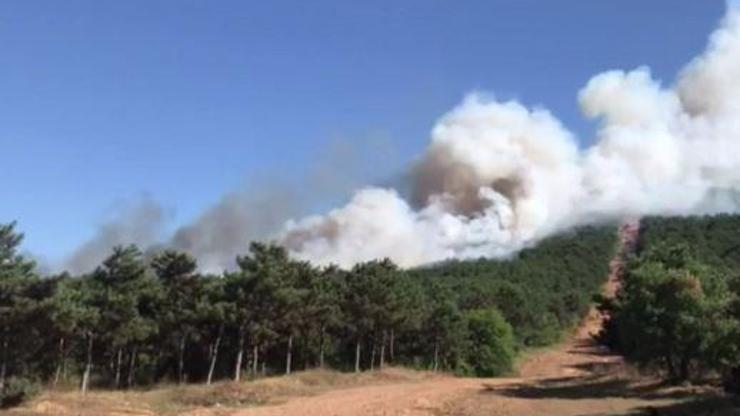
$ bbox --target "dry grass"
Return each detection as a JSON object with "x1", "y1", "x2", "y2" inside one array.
[
  {"x1": 2, "y1": 367, "x2": 433, "y2": 416},
  {"x1": 168, "y1": 367, "x2": 431, "y2": 410}
]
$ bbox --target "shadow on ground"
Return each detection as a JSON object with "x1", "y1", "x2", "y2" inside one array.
[
  {"x1": 483, "y1": 375, "x2": 740, "y2": 416},
  {"x1": 488, "y1": 377, "x2": 687, "y2": 400},
  {"x1": 584, "y1": 395, "x2": 740, "y2": 416}
]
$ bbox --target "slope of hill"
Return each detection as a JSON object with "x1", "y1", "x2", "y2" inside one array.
[
  {"x1": 408, "y1": 224, "x2": 617, "y2": 349},
  {"x1": 638, "y1": 214, "x2": 740, "y2": 270}
]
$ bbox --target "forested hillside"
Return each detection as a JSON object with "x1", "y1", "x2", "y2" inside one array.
[
  {"x1": 407, "y1": 226, "x2": 616, "y2": 350},
  {"x1": 0, "y1": 221, "x2": 617, "y2": 407},
  {"x1": 637, "y1": 214, "x2": 740, "y2": 270},
  {"x1": 600, "y1": 215, "x2": 740, "y2": 390}
]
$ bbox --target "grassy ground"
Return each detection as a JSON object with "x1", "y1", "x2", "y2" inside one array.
[
  {"x1": 4, "y1": 366, "x2": 739, "y2": 416},
  {"x1": 3, "y1": 367, "x2": 432, "y2": 416}
]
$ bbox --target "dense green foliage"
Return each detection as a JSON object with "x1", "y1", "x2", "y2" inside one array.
[
  {"x1": 408, "y1": 226, "x2": 617, "y2": 349},
  {"x1": 637, "y1": 215, "x2": 740, "y2": 271},
  {"x1": 463, "y1": 308, "x2": 515, "y2": 376},
  {"x1": 600, "y1": 215, "x2": 740, "y2": 388},
  {"x1": 0, "y1": 221, "x2": 617, "y2": 404}
]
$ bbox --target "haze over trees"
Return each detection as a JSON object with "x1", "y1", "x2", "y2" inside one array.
[{"x1": 0, "y1": 220, "x2": 619, "y2": 407}]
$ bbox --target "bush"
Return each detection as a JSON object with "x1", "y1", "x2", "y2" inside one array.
[
  {"x1": 600, "y1": 238, "x2": 739, "y2": 382},
  {"x1": 1, "y1": 377, "x2": 40, "y2": 408},
  {"x1": 464, "y1": 308, "x2": 515, "y2": 377},
  {"x1": 724, "y1": 367, "x2": 740, "y2": 394}
]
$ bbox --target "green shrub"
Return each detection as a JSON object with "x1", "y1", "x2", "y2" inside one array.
[
  {"x1": 464, "y1": 308, "x2": 515, "y2": 377},
  {"x1": 0, "y1": 377, "x2": 40, "y2": 408},
  {"x1": 601, "y1": 238, "x2": 739, "y2": 382}
]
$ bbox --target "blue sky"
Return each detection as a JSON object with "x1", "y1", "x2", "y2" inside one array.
[{"x1": 0, "y1": 0, "x2": 726, "y2": 261}]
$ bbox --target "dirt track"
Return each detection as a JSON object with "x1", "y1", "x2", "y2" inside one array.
[
  {"x1": 233, "y1": 311, "x2": 732, "y2": 416},
  {"x1": 232, "y1": 308, "x2": 647, "y2": 416}
]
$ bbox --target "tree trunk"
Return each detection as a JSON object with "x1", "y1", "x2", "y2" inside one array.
[
  {"x1": 62, "y1": 351, "x2": 68, "y2": 383},
  {"x1": 178, "y1": 335, "x2": 186, "y2": 384},
  {"x1": 0, "y1": 335, "x2": 8, "y2": 391},
  {"x1": 252, "y1": 344, "x2": 259, "y2": 377},
  {"x1": 370, "y1": 342, "x2": 376, "y2": 371},
  {"x1": 679, "y1": 357, "x2": 690, "y2": 382},
  {"x1": 234, "y1": 328, "x2": 245, "y2": 382},
  {"x1": 433, "y1": 340, "x2": 439, "y2": 372},
  {"x1": 379, "y1": 331, "x2": 387, "y2": 369},
  {"x1": 318, "y1": 325, "x2": 326, "y2": 368},
  {"x1": 53, "y1": 337, "x2": 65, "y2": 388},
  {"x1": 389, "y1": 330, "x2": 395, "y2": 362},
  {"x1": 206, "y1": 325, "x2": 223, "y2": 385},
  {"x1": 114, "y1": 347, "x2": 123, "y2": 389},
  {"x1": 665, "y1": 355, "x2": 677, "y2": 380},
  {"x1": 301, "y1": 334, "x2": 308, "y2": 371},
  {"x1": 81, "y1": 334, "x2": 94, "y2": 395},
  {"x1": 354, "y1": 339, "x2": 361, "y2": 373},
  {"x1": 285, "y1": 335, "x2": 293, "y2": 375},
  {"x1": 127, "y1": 345, "x2": 137, "y2": 388}
]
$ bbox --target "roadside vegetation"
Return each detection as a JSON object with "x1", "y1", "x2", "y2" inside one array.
[
  {"x1": 0, "y1": 221, "x2": 616, "y2": 408},
  {"x1": 599, "y1": 215, "x2": 740, "y2": 390}
]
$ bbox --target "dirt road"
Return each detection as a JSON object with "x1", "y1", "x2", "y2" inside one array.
[
  {"x1": 234, "y1": 310, "x2": 731, "y2": 416},
  {"x1": 232, "y1": 307, "x2": 646, "y2": 416}
]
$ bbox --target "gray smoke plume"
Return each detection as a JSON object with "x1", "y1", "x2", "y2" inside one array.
[
  {"x1": 169, "y1": 184, "x2": 300, "y2": 273},
  {"x1": 63, "y1": 195, "x2": 166, "y2": 274},
  {"x1": 58, "y1": 135, "x2": 397, "y2": 273},
  {"x1": 168, "y1": 137, "x2": 398, "y2": 273}
]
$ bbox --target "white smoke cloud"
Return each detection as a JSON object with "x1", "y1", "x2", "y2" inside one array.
[
  {"x1": 50, "y1": 3, "x2": 740, "y2": 273},
  {"x1": 279, "y1": 4, "x2": 740, "y2": 268},
  {"x1": 281, "y1": 97, "x2": 583, "y2": 267}
]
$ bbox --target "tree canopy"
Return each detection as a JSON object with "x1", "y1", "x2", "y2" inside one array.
[
  {"x1": 0, "y1": 221, "x2": 621, "y2": 406},
  {"x1": 599, "y1": 215, "x2": 740, "y2": 388}
]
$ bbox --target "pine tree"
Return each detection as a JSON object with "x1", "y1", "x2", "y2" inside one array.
[
  {"x1": 0, "y1": 222, "x2": 37, "y2": 390},
  {"x1": 93, "y1": 245, "x2": 158, "y2": 388},
  {"x1": 196, "y1": 276, "x2": 229, "y2": 385},
  {"x1": 151, "y1": 250, "x2": 200, "y2": 384}
]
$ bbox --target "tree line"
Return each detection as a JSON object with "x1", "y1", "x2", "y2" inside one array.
[
  {"x1": 598, "y1": 215, "x2": 740, "y2": 391},
  {"x1": 0, "y1": 221, "x2": 618, "y2": 407}
]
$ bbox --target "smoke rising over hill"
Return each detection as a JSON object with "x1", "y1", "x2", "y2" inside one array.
[
  {"x1": 63, "y1": 196, "x2": 166, "y2": 274},
  {"x1": 63, "y1": 3, "x2": 740, "y2": 272},
  {"x1": 279, "y1": 4, "x2": 740, "y2": 267}
]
